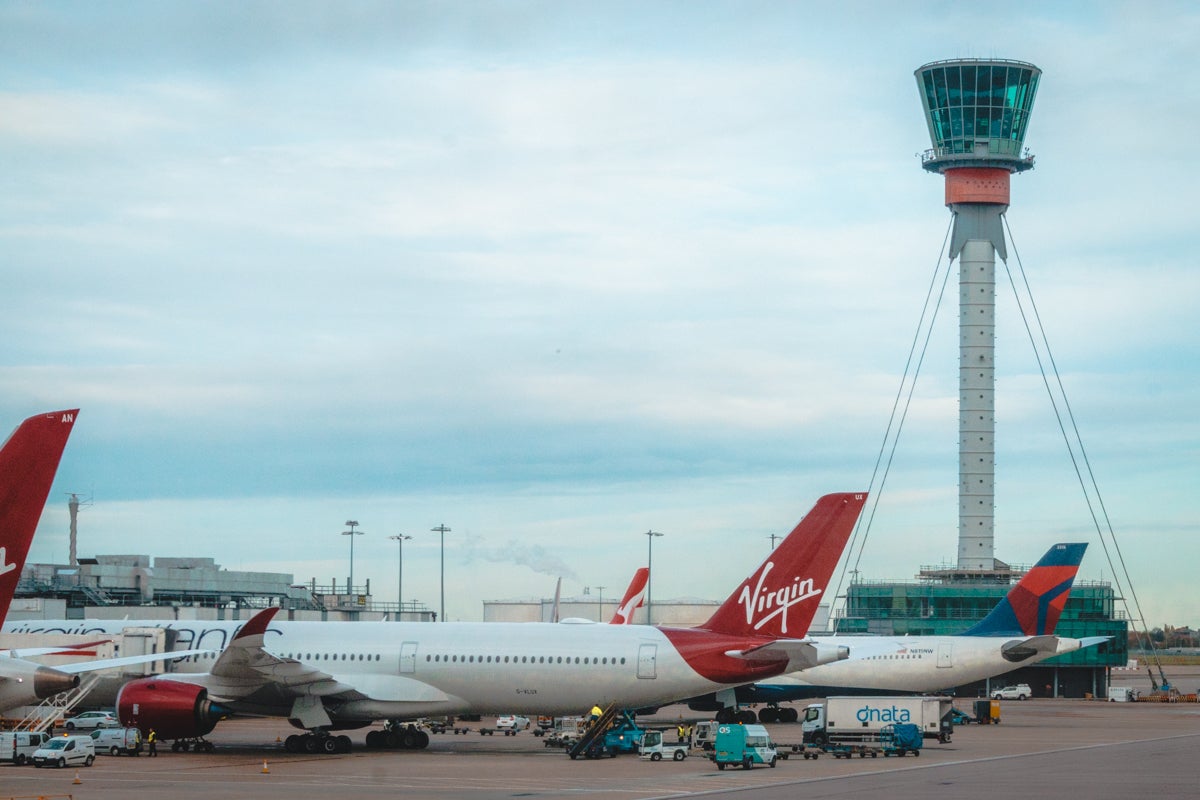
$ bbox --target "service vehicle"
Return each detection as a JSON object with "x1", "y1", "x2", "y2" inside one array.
[
  {"x1": 689, "y1": 720, "x2": 718, "y2": 751},
  {"x1": 32, "y1": 735, "x2": 95, "y2": 768},
  {"x1": 990, "y1": 684, "x2": 1032, "y2": 700},
  {"x1": 639, "y1": 729, "x2": 690, "y2": 761},
  {"x1": 710, "y1": 723, "x2": 778, "y2": 770},
  {"x1": 800, "y1": 696, "x2": 953, "y2": 745},
  {"x1": 62, "y1": 710, "x2": 119, "y2": 730},
  {"x1": 91, "y1": 726, "x2": 143, "y2": 756},
  {"x1": 0, "y1": 731, "x2": 50, "y2": 765},
  {"x1": 1107, "y1": 686, "x2": 1136, "y2": 702}
]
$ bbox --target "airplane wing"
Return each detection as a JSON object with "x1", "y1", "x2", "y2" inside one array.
[
  {"x1": 200, "y1": 607, "x2": 449, "y2": 728},
  {"x1": 55, "y1": 649, "x2": 216, "y2": 675},
  {"x1": 2, "y1": 640, "x2": 115, "y2": 659},
  {"x1": 725, "y1": 639, "x2": 849, "y2": 671}
]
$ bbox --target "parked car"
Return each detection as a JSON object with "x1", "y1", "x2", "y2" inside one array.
[
  {"x1": 63, "y1": 710, "x2": 120, "y2": 730},
  {"x1": 91, "y1": 726, "x2": 143, "y2": 756},
  {"x1": 991, "y1": 684, "x2": 1032, "y2": 700},
  {"x1": 32, "y1": 735, "x2": 95, "y2": 768},
  {"x1": 495, "y1": 714, "x2": 531, "y2": 731}
]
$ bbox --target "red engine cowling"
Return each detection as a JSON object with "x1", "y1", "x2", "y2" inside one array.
[{"x1": 116, "y1": 678, "x2": 222, "y2": 740}]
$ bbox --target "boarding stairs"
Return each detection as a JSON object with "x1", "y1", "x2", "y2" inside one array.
[
  {"x1": 567, "y1": 703, "x2": 620, "y2": 760},
  {"x1": 13, "y1": 673, "x2": 102, "y2": 733}
]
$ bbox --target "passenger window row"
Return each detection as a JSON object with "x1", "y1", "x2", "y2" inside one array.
[{"x1": 426, "y1": 654, "x2": 627, "y2": 665}]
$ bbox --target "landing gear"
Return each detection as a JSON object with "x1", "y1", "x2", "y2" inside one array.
[
  {"x1": 283, "y1": 732, "x2": 353, "y2": 754},
  {"x1": 363, "y1": 722, "x2": 431, "y2": 751},
  {"x1": 715, "y1": 707, "x2": 759, "y2": 724},
  {"x1": 757, "y1": 705, "x2": 799, "y2": 723},
  {"x1": 169, "y1": 737, "x2": 216, "y2": 753}
]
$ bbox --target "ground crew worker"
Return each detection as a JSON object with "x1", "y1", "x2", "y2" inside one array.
[
  {"x1": 590, "y1": 705, "x2": 602, "y2": 721},
  {"x1": 677, "y1": 723, "x2": 686, "y2": 742},
  {"x1": 148, "y1": 728, "x2": 157, "y2": 757}
]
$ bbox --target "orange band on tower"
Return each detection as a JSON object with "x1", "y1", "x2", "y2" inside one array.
[{"x1": 944, "y1": 168, "x2": 1010, "y2": 205}]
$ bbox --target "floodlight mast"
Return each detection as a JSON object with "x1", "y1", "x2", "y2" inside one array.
[{"x1": 915, "y1": 58, "x2": 1041, "y2": 572}]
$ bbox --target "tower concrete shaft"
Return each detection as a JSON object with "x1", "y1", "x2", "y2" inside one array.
[{"x1": 915, "y1": 59, "x2": 1041, "y2": 572}]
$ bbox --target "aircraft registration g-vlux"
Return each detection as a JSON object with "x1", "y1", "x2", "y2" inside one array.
[
  {"x1": 686, "y1": 542, "x2": 1107, "y2": 722},
  {"x1": 11, "y1": 492, "x2": 866, "y2": 753},
  {"x1": 0, "y1": 409, "x2": 215, "y2": 713}
]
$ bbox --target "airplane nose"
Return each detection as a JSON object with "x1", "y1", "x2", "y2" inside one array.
[{"x1": 33, "y1": 666, "x2": 80, "y2": 699}]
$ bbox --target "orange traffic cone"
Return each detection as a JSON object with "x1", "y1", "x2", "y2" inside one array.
[
  {"x1": 73, "y1": 771, "x2": 83, "y2": 785},
  {"x1": 262, "y1": 759, "x2": 270, "y2": 774}
]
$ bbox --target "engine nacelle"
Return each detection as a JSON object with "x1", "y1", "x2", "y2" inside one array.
[
  {"x1": 0, "y1": 660, "x2": 79, "y2": 709},
  {"x1": 117, "y1": 677, "x2": 222, "y2": 740}
]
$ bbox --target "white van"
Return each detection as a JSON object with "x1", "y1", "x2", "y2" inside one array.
[
  {"x1": 0, "y1": 731, "x2": 51, "y2": 766},
  {"x1": 91, "y1": 726, "x2": 143, "y2": 756},
  {"x1": 32, "y1": 734, "x2": 95, "y2": 768}
]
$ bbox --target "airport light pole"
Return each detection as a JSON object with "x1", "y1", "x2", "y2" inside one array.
[
  {"x1": 389, "y1": 534, "x2": 412, "y2": 618},
  {"x1": 644, "y1": 530, "x2": 663, "y2": 625},
  {"x1": 431, "y1": 524, "x2": 451, "y2": 622},
  {"x1": 595, "y1": 585, "x2": 605, "y2": 622},
  {"x1": 342, "y1": 520, "x2": 364, "y2": 595}
]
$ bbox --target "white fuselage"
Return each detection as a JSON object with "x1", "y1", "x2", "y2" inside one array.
[
  {"x1": 758, "y1": 633, "x2": 1082, "y2": 695},
  {"x1": 5, "y1": 618, "x2": 770, "y2": 720}
]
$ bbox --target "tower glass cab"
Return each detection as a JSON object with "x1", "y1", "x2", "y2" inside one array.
[{"x1": 917, "y1": 59, "x2": 1040, "y2": 173}]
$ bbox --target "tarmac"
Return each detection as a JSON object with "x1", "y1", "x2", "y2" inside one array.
[{"x1": 3, "y1": 684, "x2": 1198, "y2": 800}]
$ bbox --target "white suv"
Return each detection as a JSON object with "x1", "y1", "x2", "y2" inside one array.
[{"x1": 991, "y1": 684, "x2": 1032, "y2": 700}]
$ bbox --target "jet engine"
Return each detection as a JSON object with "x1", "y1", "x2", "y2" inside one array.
[
  {"x1": 116, "y1": 677, "x2": 223, "y2": 739},
  {"x1": 0, "y1": 659, "x2": 79, "y2": 709}
]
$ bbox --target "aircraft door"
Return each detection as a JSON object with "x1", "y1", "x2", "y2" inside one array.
[
  {"x1": 937, "y1": 642, "x2": 953, "y2": 668},
  {"x1": 400, "y1": 641, "x2": 418, "y2": 674},
  {"x1": 637, "y1": 643, "x2": 657, "y2": 679}
]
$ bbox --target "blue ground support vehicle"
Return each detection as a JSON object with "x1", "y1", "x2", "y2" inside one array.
[{"x1": 711, "y1": 724, "x2": 779, "y2": 770}]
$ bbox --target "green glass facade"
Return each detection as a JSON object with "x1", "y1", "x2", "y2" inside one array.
[
  {"x1": 837, "y1": 580, "x2": 1127, "y2": 668},
  {"x1": 916, "y1": 59, "x2": 1040, "y2": 168}
]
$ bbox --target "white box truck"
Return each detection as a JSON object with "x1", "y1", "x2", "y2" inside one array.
[{"x1": 801, "y1": 696, "x2": 953, "y2": 745}]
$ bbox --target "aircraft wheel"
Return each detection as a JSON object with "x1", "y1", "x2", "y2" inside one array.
[
  {"x1": 337, "y1": 735, "x2": 353, "y2": 753},
  {"x1": 784, "y1": 707, "x2": 799, "y2": 723}
]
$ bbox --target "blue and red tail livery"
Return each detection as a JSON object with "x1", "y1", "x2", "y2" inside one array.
[
  {"x1": 0, "y1": 409, "x2": 79, "y2": 623},
  {"x1": 961, "y1": 542, "x2": 1087, "y2": 636}
]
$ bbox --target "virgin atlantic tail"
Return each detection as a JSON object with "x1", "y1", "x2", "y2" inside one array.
[
  {"x1": 699, "y1": 492, "x2": 866, "y2": 638},
  {"x1": 960, "y1": 542, "x2": 1087, "y2": 637},
  {"x1": 0, "y1": 409, "x2": 79, "y2": 622},
  {"x1": 609, "y1": 567, "x2": 649, "y2": 624}
]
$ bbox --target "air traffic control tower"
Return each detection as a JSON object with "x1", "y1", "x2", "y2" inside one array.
[{"x1": 915, "y1": 59, "x2": 1040, "y2": 575}]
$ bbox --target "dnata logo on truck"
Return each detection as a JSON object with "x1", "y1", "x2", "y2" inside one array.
[
  {"x1": 855, "y1": 704, "x2": 912, "y2": 725},
  {"x1": 738, "y1": 562, "x2": 820, "y2": 634}
]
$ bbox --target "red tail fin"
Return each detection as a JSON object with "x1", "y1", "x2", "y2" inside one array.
[
  {"x1": 0, "y1": 409, "x2": 79, "y2": 622},
  {"x1": 609, "y1": 567, "x2": 649, "y2": 624},
  {"x1": 699, "y1": 492, "x2": 865, "y2": 638}
]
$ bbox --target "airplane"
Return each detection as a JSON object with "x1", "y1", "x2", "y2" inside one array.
[
  {"x1": 684, "y1": 541, "x2": 1107, "y2": 722},
  {"x1": 9, "y1": 492, "x2": 867, "y2": 753},
  {"x1": 0, "y1": 409, "x2": 212, "y2": 713}
]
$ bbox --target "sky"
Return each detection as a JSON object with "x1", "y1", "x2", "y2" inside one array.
[{"x1": 3, "y1": 1, "x2": 1197, "y2": 627}]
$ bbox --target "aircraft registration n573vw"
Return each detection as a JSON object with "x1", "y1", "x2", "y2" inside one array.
[{"x1": 11, "y1": 492, "x2": 866, "y2": 753}]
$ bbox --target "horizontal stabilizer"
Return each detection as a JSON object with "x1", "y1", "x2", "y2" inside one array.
[{"x1": 725, "y1": 639, "x2": 849, "y2": 671}]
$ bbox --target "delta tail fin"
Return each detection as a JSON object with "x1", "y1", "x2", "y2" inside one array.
[
  {"x1": 698, "y1": 492, "x2": 865, "y2": 638},
  {"x1": 0, "y1": 409, "x2": 79, "y2": 623},
  {"x1": 960, "y1": 542, "x2": 1087, "y2": 637},
  {"x1": 609, "y1": 567, "x2": 649, "y2": 624}
]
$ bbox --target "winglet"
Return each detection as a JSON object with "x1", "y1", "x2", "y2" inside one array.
[
  {"x1": 609, "y1": 567, "x2": 649, "y2": 624},
  {"x1": 0, "y1": 409, "x2": 79, "y2": 623},
  {"x1": 234, "y1": 607, "x2": 281, "y2": 641},
  {"x1": 698, "y1": 492, "x2": 866, "y2": 638},
  {"x1": 960, "y1": 542, "x2": 1087, "y2": 636}
]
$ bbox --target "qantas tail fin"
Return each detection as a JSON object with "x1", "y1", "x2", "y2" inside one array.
[
  {"x1": 0, "y1": 409, "x2": 79, "y2": 623},
  {"x1": 960, "y1": 542, "x2": 1087, "y2": 637},
  {"x1": 698, "y1": 492, "x2": 865, "y2": 638},
  {"x1": 609, "y1": 567, "x2": 649, "y2": 624}
]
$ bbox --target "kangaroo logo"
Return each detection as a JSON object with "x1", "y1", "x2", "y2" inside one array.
[{"x1": 737, "y1": 561, "x2": 821, "y2": 635}]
